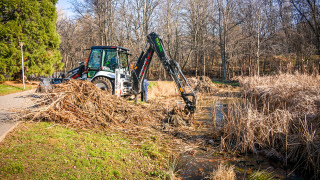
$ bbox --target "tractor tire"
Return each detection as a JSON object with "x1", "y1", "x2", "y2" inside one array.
[{"x1": 92, "y1": 77, "x2": 113, "y2": 93}]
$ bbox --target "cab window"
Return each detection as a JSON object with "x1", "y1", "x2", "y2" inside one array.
[
  {"x1": 102, "y1": 49, "x2": 118, "y2": 72},
  {"x1": 119, "y1": 52, "x2": 129, "y2": 70},
  {"x1": 88, "y1": 49, "x2": 101, "y2": 69}
]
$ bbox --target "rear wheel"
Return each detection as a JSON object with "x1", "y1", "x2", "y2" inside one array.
[{"x1": 92, "y1": 77, "x2": 113, "y2": 93}]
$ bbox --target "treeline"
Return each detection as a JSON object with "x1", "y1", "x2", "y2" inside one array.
[{"x1": 58, "y1": 0, "x2": 320, "y2": 79}]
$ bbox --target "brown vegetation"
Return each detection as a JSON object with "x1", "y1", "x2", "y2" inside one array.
[
  {"x1": 187, "y1": 76, "x2": 216, "y2": 94},
  {"x1": 29, "y1": 80, "x2": 167, "y2": 129},
  {"x1": 210, "y1": 164, "x2": 235, "y2": 180},
  {"x1": 218, "y1": 73, "x2": 320, "y2": 176},
  {"x1": 147, "y1": 76, "x2": 216, "y2": 100},
  {"x1": 148, "y1": 81, "x2": 178, "y2": 99}
]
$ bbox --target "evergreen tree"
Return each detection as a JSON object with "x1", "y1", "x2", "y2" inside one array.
[{"x1": 0, "y1": 0, "x2": 63, "y2": 81}]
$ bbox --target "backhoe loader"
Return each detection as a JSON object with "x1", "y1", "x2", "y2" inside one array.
[{"x1": 41, "y1": 32, "x2": 196, "y2": 113}]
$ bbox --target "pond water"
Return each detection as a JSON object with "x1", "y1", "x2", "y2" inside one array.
[{"x1": 176, "y1": 95, "x2": 231, "y2": 179}]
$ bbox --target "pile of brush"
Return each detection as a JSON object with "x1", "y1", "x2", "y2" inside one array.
[
  {"x1": 220, "y1": 73, "x2": 320, "y2": 176},
  {"x1": 28, "y1": 80, "x2": 167, "y2": 129},
  {"x1": 187, "y1": 76, "x2": 215, "y2": 94}
]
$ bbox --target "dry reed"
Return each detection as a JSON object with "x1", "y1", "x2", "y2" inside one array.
[
  {"x1": 218, "y1": 73, "x2": 320, "y2": 176},
  {"x1": 210, "y1": 164, "x2": 236, "y2": 180}
]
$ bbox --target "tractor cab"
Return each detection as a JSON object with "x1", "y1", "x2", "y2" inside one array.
[
  {"x1": 84, "y1": 46, "x2": 133, "y2": 96},
  {"x1": 86, "y1": 46, "x2": 130, "y2": 79}
]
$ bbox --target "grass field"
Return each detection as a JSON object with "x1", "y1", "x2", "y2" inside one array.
[
  {"x1": 0, "y1": 84, "x2": 33, "y2": 96},
  {"x1": 0, "y1": 122, "x2": 170, "y2": 179}
]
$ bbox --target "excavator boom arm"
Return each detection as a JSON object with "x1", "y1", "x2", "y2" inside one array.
[{"x1": 132, "y1": 32, "x2": 196, "y2": 113}]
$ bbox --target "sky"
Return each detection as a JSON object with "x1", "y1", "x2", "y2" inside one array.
[{"x1": 56, "y1": 0, "x2": 75, "y2": 17}]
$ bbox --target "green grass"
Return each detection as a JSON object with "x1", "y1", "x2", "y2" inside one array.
[
  {"x1": 0, "y1": 84, "x2": 32, "y2": 96},
  {"x1": 212, "y1": 80, "x2": 239, "y2": 86},
  {"x1": 248, "y1": 170, "x2": 276, "y2": 180},
  {"x1": 148, "y1": 81, "x2": 158, "y2": 89},
  {"x1": 0, "y1": 122, "x2": 169, "y2": 179}
]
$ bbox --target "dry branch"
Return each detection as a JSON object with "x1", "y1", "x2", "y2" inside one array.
[{"x1": 28, "y1": 80, "x2": 167, "y2": 130}]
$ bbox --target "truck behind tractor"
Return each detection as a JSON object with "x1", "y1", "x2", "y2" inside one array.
[{"x1": 41, "y1": 32, "x2": 196, "y2": 113}]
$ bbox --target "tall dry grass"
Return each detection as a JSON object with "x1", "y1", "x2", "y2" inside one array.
[
  {"x1": 217, "y1": 73, "x2": 320, "y2": 177},
  {"x1": 210, "y1": 164, "x2": 235, "y2": 180},
  {"x1": 148, "y1": 81, "x2": 178, "y2": 99}
]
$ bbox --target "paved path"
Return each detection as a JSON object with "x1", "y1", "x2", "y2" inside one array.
[{"x1": 0, "y1": 89, "x2": 36, "y2": 142}]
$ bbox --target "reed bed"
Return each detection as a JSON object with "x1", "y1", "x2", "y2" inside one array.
[{"x1": 217, "y1": 73, "x2": 320, "y2": 176}]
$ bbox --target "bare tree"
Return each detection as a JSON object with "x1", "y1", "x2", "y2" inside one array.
[
  {"x1": 291, "y1": 0, "x2": 320, "y2": 55},
  {"x1": 184, "y1": 0, "x2": 210, "y2": 77},
  {"x1": 214, "y1": 0, "x2": 243, "y2": 79},
  {"x1": 56, "y1": 0, "x2": 320, "y2": 78},
  {"x1": 291, "y1": 0, "x2": 320, "y2": 73}
]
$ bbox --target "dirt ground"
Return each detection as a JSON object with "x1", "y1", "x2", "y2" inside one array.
[{"x1": 1, "y1": 81, "x2": 39, "y2": 88}]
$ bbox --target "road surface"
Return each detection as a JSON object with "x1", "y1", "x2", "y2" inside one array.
[{"x1": 0, "y1": 89, "x2": 36, "y2": 142}]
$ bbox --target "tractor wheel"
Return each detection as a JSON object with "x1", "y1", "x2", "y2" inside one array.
[{"x1": 92, "y1": 77, "x2": 113, "y2": 93}]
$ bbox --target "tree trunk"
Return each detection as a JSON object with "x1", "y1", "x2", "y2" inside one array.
[{"x1": 195, "y1": 52, "x2": 198, "y2": 77}]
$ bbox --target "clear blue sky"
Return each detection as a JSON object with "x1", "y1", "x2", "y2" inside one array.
[{"x1": 56, "y1": 0, "x2": 75, "y2": 17}]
